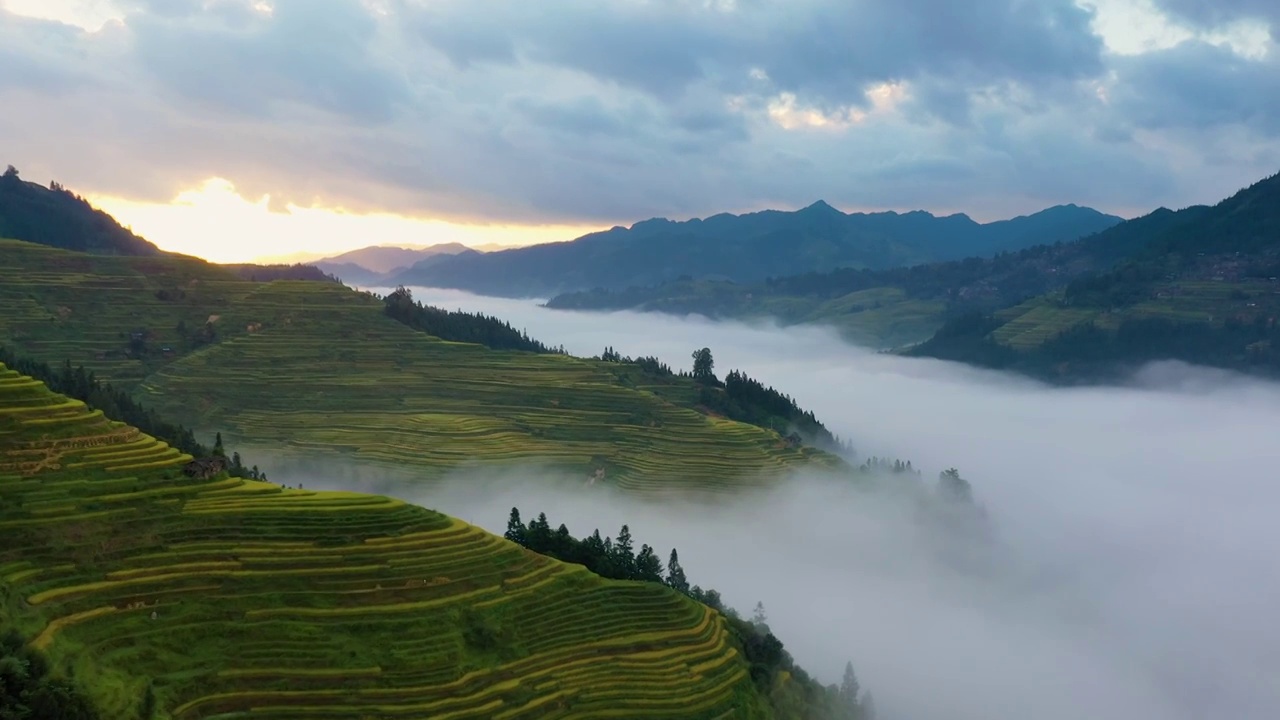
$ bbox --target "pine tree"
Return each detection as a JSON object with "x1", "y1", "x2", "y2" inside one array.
[
  {"x1": 504, "y1": 507, "x2": 527, "y2": 546},
  {"x1": 528, "y1": 512, "x2": 552, "y2": 549},
  {"x1": 612, "y1": 524, "x2": 636, "y2": 579},
  {"x1": 665, "y1": 548, "x2": 690, "y2": 594},
  {"x1": 938, "y1": 468, "x2": 973, "y2": 503},
  {"x1": 840, "y1": 661, "x2": 860, "y2": 710},
  {"x1": 635, "y1": 544, "x2": 664, "y2": 583},
  {"x1": 213, "y1": 432, "x2": 226, "y2": 457},
  {"x1": 752, "y1": 601, "x2": 768, "y2": 627}
]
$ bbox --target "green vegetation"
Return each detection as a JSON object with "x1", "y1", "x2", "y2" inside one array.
[
  {"x1": 0, "y1": 239, "x2": 844, "y2": 493},
  {"x1": 385, "y1": 286, "x2": 566, "y2": 354},
  {"x1": 0, "y1": 631, "x2": 100, "y2": 720},
  {"x1": 912, "y1": 172, "x2": 1280, "y2": 380},
  {"x1": 1, "y1": 365, "x2": 786, "y2": 718}
]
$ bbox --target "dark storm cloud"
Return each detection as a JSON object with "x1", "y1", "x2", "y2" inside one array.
[{"x1": 0, "y1": 0, "x2": 1278, "y2": 228}]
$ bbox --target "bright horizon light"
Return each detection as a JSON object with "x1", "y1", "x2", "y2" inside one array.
[{"x1": 86, "y1": 179, "x2": 604, "y2": 264}]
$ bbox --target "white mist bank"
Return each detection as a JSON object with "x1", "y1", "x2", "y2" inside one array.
[{"x1": 295, "y1": 287, "x2": 1280, "y2": 720}]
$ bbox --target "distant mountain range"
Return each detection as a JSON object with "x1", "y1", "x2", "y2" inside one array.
[
  {"x1": 311, "y1": 243, "x2": 481, "y2": 285},
  {"x1": 551, "y1": 172, "x2": 1280, "y2": 382},
  {"x1": 391, "y1": 201, "x2": 1123, "y2": 297}
]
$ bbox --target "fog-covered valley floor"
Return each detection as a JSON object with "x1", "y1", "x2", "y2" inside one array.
[{"x1": 288, "y1": 287, "x2": 1280, "y2": 720}]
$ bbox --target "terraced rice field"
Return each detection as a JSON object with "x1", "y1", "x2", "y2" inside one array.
[
  {"x1": 991, "y1": 299, "x2": 1099, "y2": 349},
  {"x1": 988, "y1": 279, "x2": 1280, "y2": 351},
  {"x1": 0, "y1": 239, "x2": 838, "y2": 493},
  {"x1": 0, "y1": 364, "x2": 766, "y2": 719},
  {"x1": 137, "y1": 302, "x2": 834, "y2": 493}
]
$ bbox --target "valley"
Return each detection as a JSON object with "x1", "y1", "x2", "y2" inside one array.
[{"x1": 6, "y1": 3, "x2": 1279, "y2": 718}]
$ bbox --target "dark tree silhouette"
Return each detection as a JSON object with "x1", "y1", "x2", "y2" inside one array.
[
  {"x1": 504, "y1": 507, "x2": 527, "y2": 545},
  {"x1": 691, "y1": 347, "x2": 715, "y2": 383},
  {"x1": 938, "y1": 468, "x2": 973, "y2": 504},
  {"x1": 665, "y1": 548, "x2": 689, "y2": 594}
]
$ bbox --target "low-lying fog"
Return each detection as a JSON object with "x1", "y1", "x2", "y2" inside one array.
[{"x1": 295, "y1": 287, "x2": 1280, "y2": 720}]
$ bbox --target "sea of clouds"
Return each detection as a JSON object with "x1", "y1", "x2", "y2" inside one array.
[{"x1": 288, "y1": 287, "x2": 1280, "y2": 720}]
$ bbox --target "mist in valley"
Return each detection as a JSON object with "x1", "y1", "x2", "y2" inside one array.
[{"x1": 286, "y1": 287, "x2": 1280, "y2": 720}]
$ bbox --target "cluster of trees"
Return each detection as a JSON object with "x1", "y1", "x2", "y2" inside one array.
[
  {"x1": 216, "y1": 433, "x2": 269, "y2": 482},
  {"x1": 0, "y1": 165, "x2": 158, "y2": 256},
  {"x1": 383, "y1": 287, "x2": 565, "y2": 354},
  {"x1": 504, "y1": 508, "x2": 874, "y2": 719},
  {"x1": 504, "y1": 508, "x2": 678, "y2": 588},
  {"x1": 689, "y1": 348, "x2": 850, "y2": 454},
  {"x1": 0, "y1": 347, "x2": 264, "y2": 480},
  {"x1": 859, "y1": 456, "x2": 921, "y2": 476},
  {"x1": 598, "y1": 346, "x2": 675, "y2": 376},
  {"x1": 597, "y1": 345, "x2": 851, "y2": 454},
  {"x1": 0, "y1": 631, "x2": 100, "y2": 720}
]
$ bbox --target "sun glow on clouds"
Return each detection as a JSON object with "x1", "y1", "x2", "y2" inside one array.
[
  {"x1": 0, "y1": 0, "x2": 122, "y2": 30},
  {"x1": 87, "y1": 179, "x2": 600, "y2": 264},
  {"x1": 765, "y1": 82, "x2": 907, "y2": 131}
]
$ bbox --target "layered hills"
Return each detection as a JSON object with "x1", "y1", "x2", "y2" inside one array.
[
  {"x1": 551, "y1": 172, "x2": 1280, "y2": 381},
  {"x1": 392, "y1": 201, "x2": 1120, "y2": 297},
  {"x1": 0, "y1": 364, "x2": 782, "y2": 718},
  {"x1": 313, "y1": 243, "x2": 480, "y2": 285}
]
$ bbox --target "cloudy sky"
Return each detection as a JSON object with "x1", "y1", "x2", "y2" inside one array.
[{"x1": 1, "y1": 0, "x2": 1277, "y2": 261}]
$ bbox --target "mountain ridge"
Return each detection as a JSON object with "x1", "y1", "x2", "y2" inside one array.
[
  {"x1": 549, "y1": 171, "x2": 1280, "y2": 381},
  {"x1": 0, "y1": 165, "x2": 160, "y2": 256},
  {"x1": 391, "y1": 202, "x2": 1123, "y2": 297}
]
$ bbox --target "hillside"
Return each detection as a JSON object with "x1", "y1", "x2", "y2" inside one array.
[
  {"x1": 0, "y1": 240, "x2": 843, "y2": 492},
  {"x1": 0, "y1": 364, "x2": 779, "y2": 719},
  {"x1": 0, "y1": 166, "x2": 159, "y2": 256},
  {"x1": 551, "y1": 172, "x2": 1280, "y2": 379},
  {"x1": 910, "y1": 172, "x2": 1280, "y2": 380},
  {"x1": 393, "y1": 202, "x2": 1120, "y2": 297}
]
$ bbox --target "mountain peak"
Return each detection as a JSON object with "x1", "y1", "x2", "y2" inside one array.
[{"x1": 802, "y1": 199, "x2": 840, "y2": 213}]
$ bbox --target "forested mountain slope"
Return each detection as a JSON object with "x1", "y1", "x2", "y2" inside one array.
[
  {"x1": 0, "y1": 166, "x2": 159, "y2": 256},
  {"x1": 911, "y1": 172, "x2": 1280, "y2": 380},
  {"x1": 394, "y1": 201, "x2": 1119, "y2": 297}
]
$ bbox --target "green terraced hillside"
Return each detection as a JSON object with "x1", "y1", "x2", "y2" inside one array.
[
  {"x1": 0, "y1": 363, "x2": 771, "y2": 719},
  {"x1": 0, "y1": 239, "x2": 300, "y2": 388},
  {"x1": 0, "y1": 239, "x2": 842, "y2": 492}
]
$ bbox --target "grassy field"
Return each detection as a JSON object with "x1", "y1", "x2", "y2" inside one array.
[
  {"x1": 0, "y1": 363, "x2": 769, "y2": 719},
  {"x1": 0, "y1": 239, "x2": 841, "y2": 493}
]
